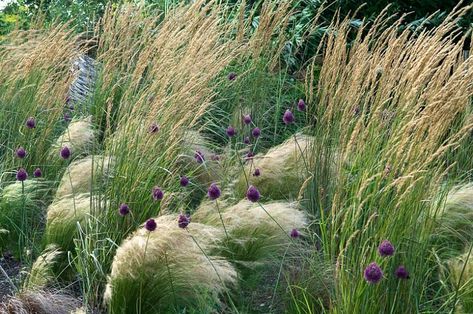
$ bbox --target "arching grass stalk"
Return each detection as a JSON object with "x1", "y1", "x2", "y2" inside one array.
[
  {"x1": 215, "y1": 199, "x2": 229, "y2": 242},
  {"x1": 164, "y1": 251, "x2": 177, "y2": 310},
  {"x1": 257, "y1": 202, "x2": 291, "y2": 240},
  {"x1": 452, "y1": 241, "x2": 473, "y2": 311}
]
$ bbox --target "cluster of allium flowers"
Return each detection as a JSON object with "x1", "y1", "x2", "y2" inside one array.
[
  {"x1": 243, "y1": 114, "x2": 252, "y2": 125},
  {"x1": 378, "y1": 240, "x2": 395, "y2": 257},
  {"x1": 152, "y1": 186, "x2": 164, "y2": 201},
  {"x1": 207, "y1": 183, "x2": 221, "y2": 200},
  {"x1": 148, "y1": 122, "x2": 159, "y2": 134},
  {"x1": 246, "y1": 185, "x2": 260, "y2": 202},
  {"x1": 16, "y1": 168, "x2": 28, "y2": 181},
  {"x1": 395, "y1": 266, "x2": 409, "y2": 279},
  {"x1": 16, "y1": 147, "x2": 26, "y2": 159},
  {"x1": 253, "y1": 168, "x2": 261, "y2": 177},
  {"x1": 283, "y1": 109, "x2": 295, "y2": 125},
  {"x1": 244, "y1": 136, "x2": 250, "y2": 145},
  {"x1": 290, "y1": 228, "x2": 301, "y2": 238},
  {"x1": 297, "y1": 99, "x2": 306, "y2": 111},
  {"x1": 60, "y1": 146, "x2": 71, "y2": 159},
  {"x1": 178, "y1": 214, "x2": 191, "y2": 228},
  {"x1": 119, "y1": 203, "x2": 130, "y2": 216},
  {"x1": 226, "y1": 126, "x2": 236, "y2": 137},
  {"x1": 228, "y1": 72, "x2": 237, "y2": 81},
  {"x1": 180, "y1": 176, "x2": 189, "y2": 187},
  {"x1": 364, "y1": 262, "x2": 383, "y2": 284},
  {"x1": 195, "y1": 150, "x2": 205, "y2": 164},
  {"x1": 26, "y1": 117, "x2": 36, "y2": 129},
  {"x1": 145, "y1": 218, "x2": 157, "y2": 232},
  {"x1": 33, "y1": 168, "x2": 42, "y2": 178},
  {"x1": 251, "y1": 127, "x2": 261, "y2": 138}
]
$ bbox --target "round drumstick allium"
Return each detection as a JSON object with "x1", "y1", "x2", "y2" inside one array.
[
  {"x1": 60, "y1": 146, "x2": 71, "y2": 159},
  {"x1": 364, "y1": 262, "x2": 383, "y2": 284},
  {"x1": 297, "y1": 99, "x2": 306, "y2": 111},
  {"x1": 207, "y1": 183, "x2": 221, "y2": 200},
  {"x1": 16, "y1": 168, "x2": 28, "y2": 181},
  {"x1": 290, "y1": 228, "x2": 301, "y2": 238},
  {"x1": 180, "y1": 176, "x2": 189, "y2": 187},
  {"x1": 283, "y1": 109, "x2": 295, "y2": 125},
  {"x1": 243, "y1": 114, "x2": 252, "y2": 125},
  {"x1": 119, "y1": 203, "x2": 130, "y2": 216},
  {"x1": 378, "y1": 240, "x2": 395, "y2": 257},
  {"x1": 148, "y1": 122, "x2": 159, "y2": 134},
  {"x1": 16, "y1": 147, "x2": 26, "y2": 159},
  {"x1": 145, "y1": 218, "x2": 157, "y2": 232},
  {"x1": 251, "y1": 127, "x2": 261, "y2": 138},
  {"x1": 178, "y1": 214, "x2": 191, "y2": 228},
  {"x1": 195, "y1": 150, "x2": 204, "y2": 164},
  {"x1": 228, "y1": 72, "x2": 237, "y2": 81},
  {"x1": 152, "y1": 186, "x2": 164, "y2": 201},
  {"x1": 244, "y1": 136, "x2": 250, "y2": 145},
  {"x1": 33, "y1": 168, "x2": 42, "y2": 178},
  {"x1": 253, "y1": 168, "x2": 261, "y2": 177},
  {"x1": 26, "y1": 117, "x2": 36, "y2": 129},
  {"x1": 226, "y1": 126, "x2": 236, "y2": 137},
  {"x1": 395, "y1": 266, "x2": 410, "y2": 279},
  {"x1": 246, "y1": 185, "x2": 260, "y2": 202}
]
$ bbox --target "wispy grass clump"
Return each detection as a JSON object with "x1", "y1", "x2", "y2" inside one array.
[{"x1": 25, "y1": 244, "x2": 63, "y2": 289}]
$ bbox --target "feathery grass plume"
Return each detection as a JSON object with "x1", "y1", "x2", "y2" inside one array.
[
  {"x1": 447, "y1": 251, "x2": 473, "y2": 313},
  {"x1": 433, "y1": 184, "x2": 473, "y2": 257},
  {"x1": 0, "y1": 290, "x2": 80, "y2": 314},
  {"x1": 44, "y1": 193, "x2": 94, "y2": 252},
  {"x1": 104, "y1": 215, "x2": 237, "y2": 313},
  {"x1": 25, "y1": 244, "x2": 63, "y2": 289},
  {"x1": 194, "y1": 199, "x2": 307, "y2": 263},
  {"x1": 50, "y1": 116, "x2": 96, "y2": 160},
  {"x1": 304, "y1": 5, "x2": 473, "y2": 312},
  {"x1": 0, "y1": 180, "x2": 47, "y2": 256},
  {"x1": 235, "y1": 133, "x2": 312, "y2": 201},
  {"x1": 55, "y1": 155, "x2": 113, "y2": 199}
]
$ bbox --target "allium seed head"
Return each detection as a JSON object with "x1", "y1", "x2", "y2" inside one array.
[
  {"x1": 378, "y1": 240, "x2": 395, "y2": 257},
  {"x1": 26, "y1": 117, "x2": 36, "y2": 129},
  {"x1": 16, "y1": 147, "x2": 26, "y2": 159},
  {"x1": 16, "y1": 168, "x2": 28, "y2": 181},
  {"x1": 246, "y1": 185, "x2": 260, "y2": 202},
  {"x1": 364, "y1": 262, "x2": 383, "y2": 284},
  {"x1": 60, "y1": 146, "x2": 71, "y2": 159},
  {"x1": 119, "y1": 203, "x2": 130, "y2": 216},
  {"x1": 178, "y1": 214, "x2": 191, "y2": 228},
  {"x1": 251, "y1": 127, "x2": 261, "y2": 138},
  {"x1": 243, "y1": 114, "x2": 252, "y2": 125},
  {"x1": 152, "y1": 186, "x2": 164, "y2": 201},
  {"x1": 180, "y1": 176, "x2": 189, "y2": 187},
  {"x1": 395, "y1": 266, "x2": 410, "y2": 279},
  {"x1": 145, "y1": 218, "x2": 157, "y2": 232},
  {"x1": 33, "y1": 168, "x2": 42, "y2": 178},
  {"x1": 283, "y1": 109, "x2": 295, "y2": 125},
  {"x1": 207, "y1": 183, "x2": 221, "y2": 200},
  {"x1": 226, "y1": 126, "x2": 236, "y2": 137}
]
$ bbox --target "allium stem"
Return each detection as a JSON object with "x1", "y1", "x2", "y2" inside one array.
[
  {"x1": 257, "y1": 203, "x2": 291, "y2": 240},
  {"x1": 215, "y1": 200, "x2": 229, "y2": 241},
  {"x1": 164, "y1": 251, "x2": 177, "y2": 309}
]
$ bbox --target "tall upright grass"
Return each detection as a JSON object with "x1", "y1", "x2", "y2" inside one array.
[{"x1": 303, "y1": 6, "x2": 473, "y2": 313}]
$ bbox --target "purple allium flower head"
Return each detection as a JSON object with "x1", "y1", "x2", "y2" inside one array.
[
  {"x1": 119, "y1": 203, "x2": 130, "y2": 216},
  {"x1": 226, "y1": 126, "x2": 236, "y2": 137},
  {"x1": 378, "y1": 240, "x2": 395, "y2": 257},
  {"x1": 246, "y1": 185, "x2": 260, "y2": 202},
  {"x1": 207, "y1": 183, "x2": 221, "y2": 200},
  {"x1": 16, "y1": 168, "x2": 28, "y2": 181},
  {"x1": 395, "y1": 266, "x2": 410, "y2": 279},
  {"x1": 283, "y1": 109, "x2": 295, "y2": 125},
  {"x1": 178, "y1": 214, "x2": 191, "y2": 229},
  {"x1": 251, "y1": 127, "x2": 261, "y2": 138},
  {"x1": 244, "y1": 136, "x2": 250, "y2": 145},
  {"x1": 246, "y1": 151, "x2": 255, "y2": 160},
  {"x1": 180, "y1": 176, "x2": 189, "y2": 187},
  {"x1": 145, "y1": 218, "x2": 157, "y2": 232},
  {"x1": 228, "y1": 72, "x2": 237, "y2": 81},
  {"x1": 290, "y1": 228, "x2": 301, "y2": 238},
  {"x1": 64, "y1": 112, "x2": 72, "y2": 122},
  {"x1": 60, "y1": 146, "x2": 71, "y2": 159},
  {"x1": 33, "y1": 168, "x2": 42, "y2": 178},
  {"x1": 195, "y1": 150, "x2": 205, "y2": 164},
  {"x1": 364, "y1": 262, "x2": 383, "y2": 284},
  {"x1": 297, "y1": 99, "x2": 306, "y2": 111},
  {"x1": 253, "y1": 168, "x2": 261, "y2": 177},
  {"x1": 148, "y1": 122, "x2": 159, "y2": 134},
  {"x1": 152, "y1": 186, "x2": 164, "y2": 201},
  {"x1": 26, "y1": 117, "x2": 36, "y2": 129},
  {"x1": 16, "y1": 147, "x2": 26, "y2": 159},
  {"x1": 243, "y1": 114, "x2": 252, "y2": 125}
]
